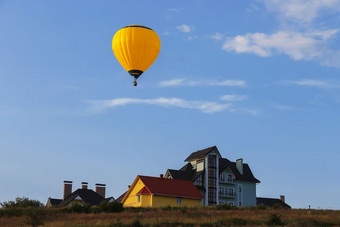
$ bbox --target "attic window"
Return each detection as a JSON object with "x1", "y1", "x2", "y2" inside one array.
[{"x1": 137, "y1": 195, "x2": 140, "y2": 203}]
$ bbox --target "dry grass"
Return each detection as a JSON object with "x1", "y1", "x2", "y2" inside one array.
[{"x1": 0, "y1": 207, "x2": 339, "y2": 227}]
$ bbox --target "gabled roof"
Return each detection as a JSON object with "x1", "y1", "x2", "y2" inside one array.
[
  {"x1": 116, "y1": 191, "x2": 127, "y2": 203},
  {"x1": 139, "y1": 176, "x2": 204, "y2": 199},
  {"x1": 257, "y1": 197, "x2": 291, "y2": 208},
  {"x1": 184, "y1": 146, "x2": 221, "y2": 162},
  {"x1": 58, "y1": 189, "x2": 106, "y2": 206},
  {"x1": 47, "y1": 198, "x2": 62, "y2": 206},
  {"x1": 219, "y1": 158, "x2": 260, "y2": 183},
  {"x1": 122, "y1": 175, "x2": 204, "y2": 203},
  {"x1": 166, "y1": 163, "x2": 204, "y2": 182}
]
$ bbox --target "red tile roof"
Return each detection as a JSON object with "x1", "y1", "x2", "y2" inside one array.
[
  {"x1": 138, "y1": 175, "x2": 204, "y2": 199},
  {"x1": 136, "y1": 186, "x2": 151, "y2": 195}
]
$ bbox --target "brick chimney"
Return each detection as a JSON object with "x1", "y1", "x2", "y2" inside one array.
[
  {"x1": 280, "y1": 195, "x2": 285, "y2": 203},
  {"x1": 95, "y1": 183, "x2": 106, "y2": 198},
  {"x1": 81, "y1": 182, "x2": 88, "y2": 190},
  {"x1": 160, "y1": 174, "x2": 163, "y2": 179},
  {"x1": 236, "y1": 158, "x2": 243, "y2": 175},
  {"x1": 63, "y1": 181, "x2": 72, "y2": 200}
]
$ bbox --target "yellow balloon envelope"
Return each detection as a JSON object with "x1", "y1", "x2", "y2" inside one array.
[{"x1": 112, "y1": 25, "x2": 161, "y2": 86}]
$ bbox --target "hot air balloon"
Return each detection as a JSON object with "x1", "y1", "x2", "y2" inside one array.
[{"x1": 112, "y1": 25, "x2": 161, "y2": 86}]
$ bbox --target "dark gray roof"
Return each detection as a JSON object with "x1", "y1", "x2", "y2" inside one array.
[
  {"x1": 58, "y1": 189, "x2": 106, "y2": 207},
  {"x1": 116, "y1": 192, "x2": 127, "y2": 203},
  {"x1": 167, "y1": 163, "x2": 204, "y2": 181},
  {"x1": 184, "y1": 146, "x2": 220, "y2": 162},
  {"x1": 219, "y1": 158, "x2": 260, "y2": 183},
  {"x1": 47, "y1": 198, "x2": 62, "y2": 206},
  {"x1": 257, "y1": 197, "x2": 291, "y2": 208}
]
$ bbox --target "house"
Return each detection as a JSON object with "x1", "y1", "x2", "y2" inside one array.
[
  {"x1": 164, "y1": 146, "x2": 260, "y2": 207},
  {"x1": 121, "y1": 175, "x2": 204, "y2": 207},
  {"x1": 257, "y1": 195, "x2": 291, "y2": 208},
  {"x1": 46, "y1": 181, "x2": 114, "y2": 207}
]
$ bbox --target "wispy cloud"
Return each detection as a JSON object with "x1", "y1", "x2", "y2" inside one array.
[
  {"x1": 159, "y1": 78, "x2": 246, "y2": 87},
  {"x1": 222, "y1": 30, "x2": 340, "y2": 67},
  {"x1": 210, "y1": 32, "x2": 223, "y2": 41},
  {"x1": 168, "y1": 8, "x2": 183, "y2": 13},
  {"x1": 262, "y1": 0, "x2": 340, "y2": 24},
  {"x1": 220, "y1": 95, "x2": 247, "y2": 101},
  {"x1": 177, "y1": 24, "x2": 192, "y2": 33},
  {"x1": 272, "y1": 104, "x2": 295, "y2": 110},
  {"x1": 285, "y1": 79, "x2": 340, "y2": 89},
  {"x1": 88, "y1": 97, "x2": 231, "y2": 114}
]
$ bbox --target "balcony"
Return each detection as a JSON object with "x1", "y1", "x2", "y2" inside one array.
[
  {"x1": 219, "y1": 179, "x2": 234, "y2": 184},
  {"x1": 219, "y1": 192, "x2": 236, "y2": 198}
]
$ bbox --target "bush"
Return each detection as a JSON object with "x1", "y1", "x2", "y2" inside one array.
[
  {"x1": 99, "y1": 201, "x2": 124, "y2": 213},
  {"x1": 216, "y1": 204, "x2": 237, "y2": 210},
  {"x1": 25, "y1": 208, "x2": 46, "y2": 227},
  {"x1": 267, "y1": 213, "x2": 285, "y2": 226},
  {"x1": 67, "y1": 202, "x2": 91, "y2": 213},
  {"x1": 0, "y1": 197, "x2": 44, "y2": 208}
]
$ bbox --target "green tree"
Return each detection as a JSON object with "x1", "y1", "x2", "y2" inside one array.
[{"x1": 0, "y1": 197, "x2": 44, "y2": 208}]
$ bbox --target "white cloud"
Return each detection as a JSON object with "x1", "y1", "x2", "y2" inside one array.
[
  {"x1": 88, "y1": 97, "x2": 231, "y2": 114},
  {"x1": 262, "y1": 0, "x2": 340, "y2": 23},
  {"x1": 159, "y1": 78, "x2": 246, "y2": 87},
  {"x1": 177, "y1": 24, "x2": 191, "y2": 33},
  {"x1": 220, "y1": 95, "x2": 247, "y2": 101},
  {"x1": 286, "y1": 79, "x2": 340, "y2": 89},
  {"x1": 222, "y1": 30, "x2": 340, "y2": 67},
  {"x1": 210, "y1": 32, "x2": 223, "y2": 41}
]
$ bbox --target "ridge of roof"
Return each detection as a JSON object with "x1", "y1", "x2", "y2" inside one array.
[
  {"x1": 138, "y1": 175, "x2": 204, "y2": 199},
  {"x1": 58, "y1": 188, "x2": 105, "y2": 207},
  {"x1": 184, "y1": 146, "x2": 218, "y2": 162},
  {"x1": 219, "y1": 158, "x2": 260, "y2": 183}
]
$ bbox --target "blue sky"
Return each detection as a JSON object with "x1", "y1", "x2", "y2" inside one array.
[{"x1": 1, "y1": 0, "x2": 340, "y2": 209}]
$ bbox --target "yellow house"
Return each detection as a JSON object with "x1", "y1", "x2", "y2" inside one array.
[{"x1": 121, "y1": 175, "x2": 204, "y2": 207}]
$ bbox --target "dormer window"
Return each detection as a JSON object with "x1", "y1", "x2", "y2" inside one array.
[
  {"x1": 219, "y1": 173, "x2": 226, "y2": 182},
  {"x1": 227, "y1": 174, "x2": 233, "y2": 183}
]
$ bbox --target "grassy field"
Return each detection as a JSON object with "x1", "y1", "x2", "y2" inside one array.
[{"x1": 0, "y1": 206, "x2": 339, "y2": 227}]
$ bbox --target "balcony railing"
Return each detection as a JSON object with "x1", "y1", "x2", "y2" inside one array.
[
  {"x1": 219, "y1": 179, "x2": 234, "y2": 184},
  {"x1": 219, "y1": 192, "x2": 236, "y2": 198}
]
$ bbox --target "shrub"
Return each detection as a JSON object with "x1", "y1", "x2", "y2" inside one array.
[
  {"x1": 67, "y1": 202, "x2": 91, "y2": 213},
  {"x1": 267, "y1": 213, "x2": 285, "y2": 226},
  {"x1": 99, "y1": 201, "x2": 124, "y2": 213},
  {"x1": 216, "y1": 204, "x2": 237, "y2": 210},
  {"x1": 25, "y1": 208, "x2": 46, "y2": 227}
]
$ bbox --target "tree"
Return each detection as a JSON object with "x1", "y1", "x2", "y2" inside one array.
[{"x1": 0, "y1": 197, "x2": 44, "y2": 208}]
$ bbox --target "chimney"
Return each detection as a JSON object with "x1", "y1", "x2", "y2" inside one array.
[
  {"x1": 236, "y1": 158, "x2": 243, "y2": 175},
  {"x1": 95, "y1": 183, "x2": 106, "y2": 198},
  {"x1": 81, "y1": 182, "x2": 88, "y2": 190},
  {"x1": 63, "y1": 181, "x2": 72, "y2": 200},
  {"x1": 280, "y1": 195, "x2": 285, "y2": 203},
  {"x1": 160, "y1": 174, "x2": 163, "y2": 179}
]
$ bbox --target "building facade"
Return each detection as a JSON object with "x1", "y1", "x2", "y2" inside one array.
[{"x1": 165, "y1": 146, "x2": 260, "y2": 206}]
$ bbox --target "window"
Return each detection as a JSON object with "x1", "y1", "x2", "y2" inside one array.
[
  {"x1": 194, "y1": 175, "x2": 203, "y2": 186},
  {"x1": 208, "y1": 155, "x2": 216, "y2": 167},
  {"x1": 219, "y1": 186, "x2": 225, "y2": 196},
  {"x1": 227, "y1": 188, "x2": 234, "y2": 197},
  {"x1": 177, "y1": 197, "x2": 182, "y2": 204},
  {"x1": 137, "y1": 195, "x2": 140, "y2": 203},
  {"x1": 208, "y1": 168, "x2": 216, "y2": 177},
  {"x1": 219, "y1": 200, "x2": 225, "y2": 204},
  {"x1": 227, "y1": 174, "x2": 233, "y2": 183},
  {"x1": 208, "y1": 188, "x2": 216, "y2": 203},
  {"x1": 228, "y1": 202, "x2": 234, "y2": 206},
  {"x1": 208, "y1": 178, "x2": 216, "y2": 188},
  {"x1": 219, "y1": 173, "x2": 226, "y2": 182}
]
